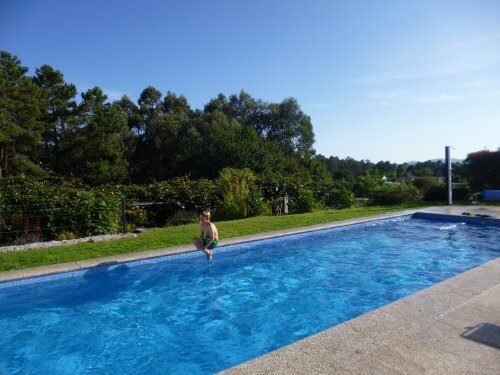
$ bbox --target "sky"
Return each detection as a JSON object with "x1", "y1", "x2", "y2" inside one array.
[{"x1": 1, "y1": 0, "x2": 499, "y2": 163}]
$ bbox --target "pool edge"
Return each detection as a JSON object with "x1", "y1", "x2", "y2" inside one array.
[
  {"x1": 0, "y1": 209, "x2": 419, "y2": 284},
  {"x1": 2, "y1": 205, "x2": 500, "y2": 285}
]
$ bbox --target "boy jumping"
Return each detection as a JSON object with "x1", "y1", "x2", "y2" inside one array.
[{"x1": 192, "y1": 210, "x2": 218, "y2": 261}]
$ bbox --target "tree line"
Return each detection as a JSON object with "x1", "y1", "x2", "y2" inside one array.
[
  {"x1": 0, "y1": 50, "x2": 326, "y2": 185},
  {"x1": 1, "y1": 50, "x2": 498, "y2": 193}
]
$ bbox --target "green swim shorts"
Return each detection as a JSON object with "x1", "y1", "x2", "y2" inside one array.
[{"x1": 202, "y1": 236, "x2": 218, "y2": 250}]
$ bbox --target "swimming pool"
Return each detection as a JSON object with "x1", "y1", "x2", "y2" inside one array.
[{"x1": 0, "y1": 214, "x2": 498, "y2": 374}]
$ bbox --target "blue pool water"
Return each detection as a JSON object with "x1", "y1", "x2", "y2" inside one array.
[{"x1": 0, "y1": 215, "x2": 499, "y2": 374}]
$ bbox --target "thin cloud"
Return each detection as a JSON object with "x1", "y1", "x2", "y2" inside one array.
[
  {"x1": 355, "y1": 31, "x2": 500, "y2": 84},
  {"x1": 354, "y1": 74, "x2": 417, "y2": 84},
  {"x1": 443, "y1": 31, "x2": 500, "y2": 51},
  {"x1": 418, "y1": 95, "x2": 465, "y2": 103},
  {"x1": 369, "y1": 91, "x2": 465, "y2": 104}
]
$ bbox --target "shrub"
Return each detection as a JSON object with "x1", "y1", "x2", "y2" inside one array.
[
  {"x1": 453, "y1": 185, "x2": 471, "y2": 201},
  {"x1": 165, "y1": 210, "x2": 199, "y2": 226},
  {"x1": 370, "y1": 183, "x2": 422, "y2": 205},
  {"x1": 413, "y1": 177, "x2": 440, "y2": 193},
  {"x1": 247, "y1": 188, "x2": 271, "y2": 216},
  {"x1": 54, "y1": 231, "x2": 76, "y2": 241},
  {"x1": 324, "y1": 186, "x2": 356, "y2": 209},
  {"x1": 126, "y1": 208, "x2": 148, "y2": 227},
  {"x1": 423, "y1": 184, "x2": 471, "y2": 202},
  {"x1": 424, "y1": 185, "x2": 445, "y2": 201},
  {"x1": 217, "y1": 168, "x2": 256, "y2": 220},
  {"x1": 0, "y1": 176, "x2": 121, "y2": 245},
  {"x1": 294, "y1": 188, "x2": 316, "y2": 213},
  {"x1": 118, "y1": 177, "x2": 219, "y2": 225}
]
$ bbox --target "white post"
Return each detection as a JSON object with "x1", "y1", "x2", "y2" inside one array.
[{"x1": 445, "y1": 146, "x2": 452, "y2": 205}]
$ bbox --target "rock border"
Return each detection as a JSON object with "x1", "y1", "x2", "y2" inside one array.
[{"x1": 0, "y1": 232, "x2": 137, "y2": 254}]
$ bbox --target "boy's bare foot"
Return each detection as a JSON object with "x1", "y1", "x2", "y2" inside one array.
[{"x1": 206, "y1": 249, "x2": 213, "y2": 262}]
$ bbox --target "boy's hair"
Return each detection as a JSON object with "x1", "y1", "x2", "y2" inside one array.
[{"x1": 201, "y1": 210, "x2": 211, "y2": 220}]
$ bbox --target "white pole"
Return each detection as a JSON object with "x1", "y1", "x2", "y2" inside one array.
[{"x1": 445, "y1": 146, "x2": 452, "y2": 205}]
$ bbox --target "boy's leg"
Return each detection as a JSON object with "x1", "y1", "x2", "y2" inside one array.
[
  {"x1": 192, "y1": 237, "x2": 203, "y2": 248},
  {"x1": 201, "y1": 247, "x2": 213, "y2": 261},
  {"x1": 193, "y1": 237, "x2": 213, "y2": 261}
]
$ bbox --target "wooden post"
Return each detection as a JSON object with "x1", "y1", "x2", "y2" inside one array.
[
  {"x1": 121, "y1": 197, "x2": 126, "y2": 234},
  {"x1": 283, "y1": 195, "x2": 289, "y2": 214}
]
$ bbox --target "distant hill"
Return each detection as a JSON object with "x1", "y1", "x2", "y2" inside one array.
[{"x1": 405, "y1": 158, "x2": 463, "y2": 165}]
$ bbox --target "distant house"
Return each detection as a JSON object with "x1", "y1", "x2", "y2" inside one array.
[{"x1": 405, "y1": 172, "x2": 416, "y2": 182}]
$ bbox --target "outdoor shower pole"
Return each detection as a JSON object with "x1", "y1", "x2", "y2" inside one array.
[{"x1": 445, "y1": 146, "x2": 452, "y2": 205}]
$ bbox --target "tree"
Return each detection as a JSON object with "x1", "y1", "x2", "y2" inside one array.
[
  {"x1": 163, "y1": 91, "x2": 191, "y2": 115},
  {"x1": 464, "y1": 150, "x2": 500, "y2": 191},
  {"x1": 59, "y1": 87, "x2": 132, "y2": 184},
  {"x1": 33, "y1": 64, "x2": 77, "y2": 168},
  {"x1": 266, "y1": 98, "x2": 314, "y2": 157},
  {"x1": 0, "y1": 51, "x2": 46, "y2": 178}
]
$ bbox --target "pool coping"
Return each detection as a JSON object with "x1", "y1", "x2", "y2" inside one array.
[{"x1": 0, "y1": 209, "x2": 423, "y2": 283}]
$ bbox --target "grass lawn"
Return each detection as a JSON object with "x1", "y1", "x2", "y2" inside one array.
[{"x1": 0, "y1": 204, "x2": 427, "y2": 272}]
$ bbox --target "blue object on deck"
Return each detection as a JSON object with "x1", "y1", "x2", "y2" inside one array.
[{"x1": 483, "y1": 190, "x2": 500, "y2": 201}]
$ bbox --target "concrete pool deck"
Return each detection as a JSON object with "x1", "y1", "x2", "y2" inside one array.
[{"x1": 0, "y1": 205, "x2": 499, "y2": 373}]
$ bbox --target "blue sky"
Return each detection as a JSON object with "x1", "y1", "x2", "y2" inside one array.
[{"x1": 1, "y1": 0, "x2": 499, "y2": 163}]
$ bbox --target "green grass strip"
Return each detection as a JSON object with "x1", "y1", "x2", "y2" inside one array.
[{"x1": 0, "y1": 204, "x2": 425, "y2": 272}]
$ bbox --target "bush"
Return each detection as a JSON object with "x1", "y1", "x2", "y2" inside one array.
[
  {"x1": 217, "y1": 168, "x2": 256, "y2": 220},
  {"x1": 413, "y1": 177, "x2": 440, "y2": 193},
  {"x1": 453, "y1": 185, "x2": 471, "y2": 201},
  {"x1": 294, "y1": 188, "x2": 316, "y2": 213},
  {"x1": 165, "y1": 210, "x2": 199, "y2": 226},
  {"x1": 126, "y1": 208, "x2": 147, "y2": 227},
  {"x1": 0, "y1": 176, "x2": 121, "y2": 245},
  {"x1": 324, "y1": 186, "x2": 356, "y2": 209},
  {"x1": 247, "y1": 188, "x2": 271, "y2": 216},
  {"x1": 370, "y1": 183, "x2": 422, "y2": 205},
  {"x1": 423, "y1": 184, "x2": 471, "y2": 202},
  {"x1": 54, "y1": 231, "x2": 77, "y2": 241},
  {"x1": 118, "y1": 177, "x2": 219, "y2": 226},
  {"x1": 424, "y1": 185, "x2": 445, "y2": 201}
]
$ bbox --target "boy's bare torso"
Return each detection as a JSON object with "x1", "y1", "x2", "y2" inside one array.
[{"x1": 202, "y1": 222, "x2": 218, "y2": 240}]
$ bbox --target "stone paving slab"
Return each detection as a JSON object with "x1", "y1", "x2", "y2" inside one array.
[{"x1": 222, "y1": 257, "x2": 500, "y2": 374}]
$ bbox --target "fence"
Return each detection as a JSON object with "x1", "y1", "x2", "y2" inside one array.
[
  {"x1": 0, "y1": 199, "x2": 200, "y2": 247},
  {"x1": 0, "y1": 200, "x2": 128, "y2": 247}
]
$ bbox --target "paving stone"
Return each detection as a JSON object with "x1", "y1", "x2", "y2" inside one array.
[
  {"x1": 344, "y1": 308, "x2": 421, "y2": 342},
  {"x1": 221, "y1": 344, "x2": 352, "y2": 374},
  {"x1": 351, "y1": 336, "x2": 484, "y2": 374},
  {"x1": 291, "y1": 324, "x2": 380, "y2": 369}
]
